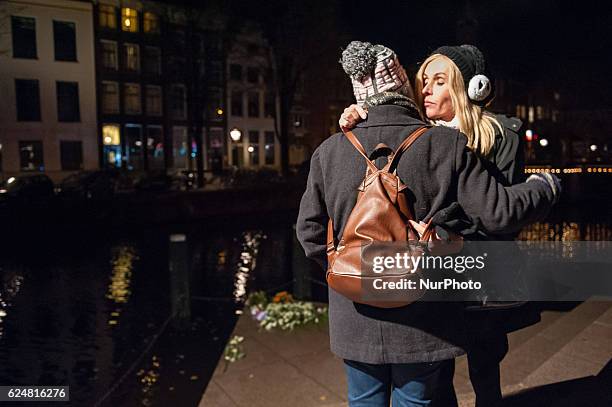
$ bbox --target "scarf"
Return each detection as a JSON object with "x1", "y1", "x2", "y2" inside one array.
[
  {"x1": 433, "y1": 115, "x2": 460, "y2": 129},
  {"x1": 363, "y1": 91, "x2": 422, "y2": 119}
]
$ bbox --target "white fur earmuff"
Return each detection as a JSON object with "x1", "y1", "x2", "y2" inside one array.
[{"x1": 467, "y1": 74, "x2": 491, "y2": 102}]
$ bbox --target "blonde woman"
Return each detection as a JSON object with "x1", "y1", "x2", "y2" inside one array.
[{"x1": 340, "y1": 45, "x2": 543, "y2": 407}]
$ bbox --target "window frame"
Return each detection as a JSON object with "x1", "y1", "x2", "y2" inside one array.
[
  {"x1": 100, "y1": 39, "x2": 118, "y2": 70},
  {"x1": 98, "y1": 4, "x2": 117, "y2": 29},
  {"x1": 146, "y1": 85, "x2": 163, "y2": 116},
  {"x1": 230, "y1": 90, "x2": 243, "y2": 117},
  {"x1": 229, "y1": 64, "x2": 242, "y2": 81},
  {"x1": 101, "y1": 81, "x2": 120, "y2": 114},
  {"x1": 56, "y1": 81, "x2": 81, "y2": 122},
  {"x1": 247, "y1": 92, "x2": 260, "y2": 118},
  {"x1": 60, "y1": 140, "x2": 84, "y2": 171},
  {"x1": 11, "y1": 15, "x2": 37, "y2": 59},
  {"x1": 123, "y1": 43, "x2": 141, "y2": 72},
  {"x1": 247, "y1": 67, "x2": 259, "y2": 84},
  {"x1": 19, "y1": 140, "x2": 44, "y2": 172},
  {"x1": 121, "y1": 7, "x2": 139, "y2": 32},
  {"x1": 53, "y1": 20, "x2": 77, "y2": 62},
  {"x1": 144, "y1": 46, "x2": 162, "y2": 75},
  {"x1": 170, "y1": 84, "x2": 187, "y2": 120},
  {"x1": 143, "y1": 11, "x2": 160, "y2": 34},
  {"x1": 15, "y1": 79, "x2": 41, "y2": 122},
  {"x1": 123, "y1": 83, "x2": 142, "y2": 115}
]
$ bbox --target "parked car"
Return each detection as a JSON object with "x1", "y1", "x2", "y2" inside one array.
[
  {"x1": 0, "y1": 174, "x2": 55, "y2": 208},
  {"x1": 56, "y1": 170, "x2": 125, "y2": 201},
  {"x1": 133, "y1": 171, "x2": 173, "y2": 192}
]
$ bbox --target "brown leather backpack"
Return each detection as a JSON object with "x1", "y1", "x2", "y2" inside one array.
[{"x1": 326, "y1": 127, "x2": 463, "y2": 308}]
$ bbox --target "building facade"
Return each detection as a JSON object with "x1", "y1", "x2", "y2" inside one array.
[
  {"x1": 93, "y1": 0, "x2": 227, "y2": 177},
  {"x1": 225, "y1": 28, "x2": 281, "y2": 169},
  {"x1": 0, "y1": 0, "x2": 98, "y2": 182}
]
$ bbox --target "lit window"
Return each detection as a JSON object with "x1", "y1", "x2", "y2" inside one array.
[
  {"x1": 102, "y1": 124, "x2": 121, "y2": 168},
  {"x1": 146, "y1": 126, "x2": 164, "y2": 170},
  {"x1": 121, "y1": 8, "x2": 138, "y2": 32},
  {"x1": 143, "y1": 12, "x2": 159, "y2": 33},
  {"x1": 123, "y1": 43, "x2": 140, "y2": 72},
  {"x1": 99, "y1": 5, "x2": 117, "y2": 29},
  {"x1": 103, "y1": 124, "x2": 120, "y2": 145},
  {"x1": 19, "y1": 140, "x2": 44, "y2": 171}
]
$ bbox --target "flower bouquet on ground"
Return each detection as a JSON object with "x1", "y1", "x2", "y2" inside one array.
[
  {"x1": 222, "y1": 335, "x2": 245, "y2": 371},
  {"x1": 245, "y1": 290, "x2": 328, "y2": 331}
]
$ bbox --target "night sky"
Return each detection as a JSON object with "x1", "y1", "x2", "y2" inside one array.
[
  {"x1": 336, "y1": 0, "x2": 612, "y2": 109},
  {"x1": 215, "y1": 0, "x2": 611, "y2": 110}
]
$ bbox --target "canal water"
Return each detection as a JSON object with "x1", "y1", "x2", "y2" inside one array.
[{"x1": 0, "y1": 204, "x2": 610, "y2": 406}]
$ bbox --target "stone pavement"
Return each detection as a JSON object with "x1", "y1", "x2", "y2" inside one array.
[
  {"x1": 199, "y1": 311, "x2": 347, "y2": 407},
  {"x1": 199, "y1": 300, "x2": 612, "y2": 407}
]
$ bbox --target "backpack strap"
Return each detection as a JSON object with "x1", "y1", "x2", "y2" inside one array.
[
  {"x1": 344, "y1": 131, "x2": 379, "y2": 173},
  {"x1": 386, "y1": 126, "x2": 430, "y2": 173},
  {"x1": 326, "y1": 218, "x2": 335, "y2": 254}
]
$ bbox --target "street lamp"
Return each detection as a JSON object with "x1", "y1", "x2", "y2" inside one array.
[
  {"x1": 539, "y1": 138, "x2": 549, "y2": 147},
  {"x1": 230, "y1": 128, "x2": 242, "y2": 142},
  {"x1": 590, "y1": 144, "x2": 598, "y2": 152}
]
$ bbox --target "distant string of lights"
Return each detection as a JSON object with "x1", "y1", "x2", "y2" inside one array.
[{"x1": 525, "y1": 166, "x2": 611, "y2": 174}]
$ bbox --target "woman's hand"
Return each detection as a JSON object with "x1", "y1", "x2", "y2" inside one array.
[{"x1": 339, "y1": 104, "x2": 368, "y2": 132}]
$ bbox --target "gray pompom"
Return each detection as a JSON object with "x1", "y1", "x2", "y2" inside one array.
[{"x1": 340, "y1": 41, "x2": 378, "y2": 80}]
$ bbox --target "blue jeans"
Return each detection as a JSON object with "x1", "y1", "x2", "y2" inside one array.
[{"x1": 344, "y1": 359, "x2": 443, "y2": 407}]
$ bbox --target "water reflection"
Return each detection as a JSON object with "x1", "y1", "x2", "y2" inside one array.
[
  {"x1": 519, "y1": 221, "x2": 612, "y2": 260},
  {"x1": 0, "y1": 271, "x2": 24, "y2": 339},
  {"x1": 107, "y1": 245, "x2": 138, "y2": 304},
  {"x1": 519, "y1": 222, "x2": 612, "y2": 241},
  {"x1": 233, "y1": 231, "x2": 265, "y2": 309},
  {"x1": 137, "y1": 355, "x2": 161, "y2": 407}
]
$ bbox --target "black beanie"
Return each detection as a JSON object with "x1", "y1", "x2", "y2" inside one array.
[{"x1": 431, "y1": 44, "x2": 494, "y2": 106}]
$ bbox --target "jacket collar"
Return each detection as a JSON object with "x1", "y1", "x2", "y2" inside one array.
[{"x1": 355, "y1": 104, "x2": 425, "y2": 128}]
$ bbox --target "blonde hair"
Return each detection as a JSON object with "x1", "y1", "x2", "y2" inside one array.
[{"x1": 415, "y1": 54, "x2": 503, "y2": 157}]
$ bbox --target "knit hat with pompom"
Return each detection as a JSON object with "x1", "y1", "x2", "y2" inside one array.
[{"x1": 340, "y1": 41, "x2": 413, "y2": 106}]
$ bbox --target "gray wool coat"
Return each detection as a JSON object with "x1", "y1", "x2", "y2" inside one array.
[{"x1": 295, "y1": 104, "x2": 555, "y2": 364}]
